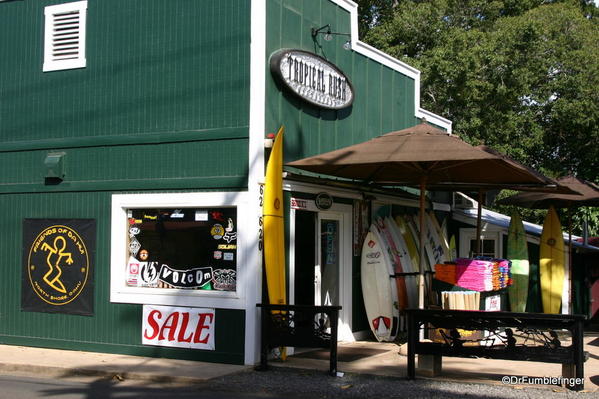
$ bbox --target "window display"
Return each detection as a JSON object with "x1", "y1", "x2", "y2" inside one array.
[{"x1": 125, "y1": 207, "x2": 237, "y2": 292}]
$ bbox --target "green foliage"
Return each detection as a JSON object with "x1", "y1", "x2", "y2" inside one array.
[{"x1": 358, "y1": 0, "x2": 599, "y2": 235}]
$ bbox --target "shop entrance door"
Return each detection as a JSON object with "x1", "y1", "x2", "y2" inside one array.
[
  {"x1": 292, "y1": 204, "x2": 353, "y2": 341},
  {"x1": 315, "y1": 213, "x2": 341, "y2": 309}
]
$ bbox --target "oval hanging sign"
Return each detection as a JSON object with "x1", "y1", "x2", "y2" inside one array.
[{"x1": 270, "y1": 49, "x2": 354, "y2": 110}]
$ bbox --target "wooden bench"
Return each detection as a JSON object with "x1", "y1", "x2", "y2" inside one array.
[{"x1": 406, "y1": 309, "x2": 587, "y2": 391}]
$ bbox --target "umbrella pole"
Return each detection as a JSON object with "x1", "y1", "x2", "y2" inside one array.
[
  {"x1": 418, "y1": 178, "x2": 427, "y2": 309},
  {"x1": 475, "y1": 191, "x2": 485, "y2": 256},
  {"x1": 568, "y1": 208, "x2": 573, "y2": 314}
]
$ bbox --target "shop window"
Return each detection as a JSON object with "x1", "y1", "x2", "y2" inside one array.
[
  {"x1": 125, "y1": 207, "x2": 237, "y2": 292},
  {"x1": 43, "y1": 1, "x2": 87, "y2": 72},
  {"x1": 459, "y1": 229, "x2": 501, "y2": 258},
  {"x1": 468, "y1": 239, "x2": 496, "y2": 258},
  {"x1": 111, "y1": 192, "x2": 249, "y2": 307}
]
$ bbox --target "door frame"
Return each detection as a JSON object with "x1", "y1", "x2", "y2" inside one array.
[{"x1": 289, "y1": 199, "x2": 354, "y2": 341}]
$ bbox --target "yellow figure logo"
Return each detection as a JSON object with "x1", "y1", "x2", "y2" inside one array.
[
  {"x1": 40, "y1": 236, "x2": 74, "y2": 293},
  {"x1": 27, "y1": 224, "x2": 90, "y2": 306}
]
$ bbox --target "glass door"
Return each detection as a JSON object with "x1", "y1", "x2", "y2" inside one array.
[{"x1": 316, "y1": 217, "x2": 340, "y2": 307}]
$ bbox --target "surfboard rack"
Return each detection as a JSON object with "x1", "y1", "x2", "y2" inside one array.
[
  {"x1": 256, "y1": 303, "x2": 342, "y2": 376},
  {"x1": 406, "y1": 309, "x2": 587, "y2": 391}
]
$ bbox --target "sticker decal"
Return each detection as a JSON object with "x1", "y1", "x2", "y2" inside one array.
[
  {"x1": 210, "y1": 224, "x2": 224, "y2": 240},
  {"x1": 213, "y1": 269, "x2": 236, "y2": 291},
  {"x1": 139, "y1": 262, "x2": 159, "y2": 287},
  {"x1": 213, "y1": 251, "x2": 223, "y2": 260},
  {"x1": 138, "y1": 249, "x2": 149, "y2": 261},
  {"x1": 129, "y1": 237, "x2": 141, "y2": 256},
  {"x1": 127, "y1": 257, "x2": 140, "y2": 286},
  {"x1": 195, "y1": 210, "x2": 208, "y2": 221},
  {"x1": 170, "y1": 210, "x2": 184, "y2": 218},
  {"x1": 129, "y1": 227, "x2": 140, "y2": 236},
  {"x1": 210, "y1": 211, "x2": 224, "y2": 221},
  {"x1": 158, "y1": 264, "x2": 213, "y2": 289},
  {"x1": 223, "y1": 252, "x2": 234, "y2": 261}
]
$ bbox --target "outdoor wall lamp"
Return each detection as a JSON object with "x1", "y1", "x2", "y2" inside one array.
[{"x1": 311, "y1": 24, "x2": 351, "y2": 50}]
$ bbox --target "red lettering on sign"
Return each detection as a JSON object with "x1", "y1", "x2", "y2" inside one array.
[
  {"x1": 193, "y1": 313, "x2": 214, "y2": 344},
  {"x1": 159, "y1": 312, "x2": 179, "y2": 341},
  {"x1": 143, "y1": 309, "x2": 162, "y2": 340},
  {"x1": 142, "y1": 305, "x2": 215, "y2": 349},
  {"x1": 177, "y1": 312, "x2": 194, "y2": 343}
]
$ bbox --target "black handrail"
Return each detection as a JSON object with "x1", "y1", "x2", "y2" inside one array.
[{"x1": 256, "y1": 303, "x2": 342, "y2": 376}]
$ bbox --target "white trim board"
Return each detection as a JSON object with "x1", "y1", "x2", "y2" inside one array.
[
  {"x1": 110, "y1": 192, "x2": 251, "y2": 310},
  {"x1": 246, "y1": 0, "x2": 267, "y2": 366},
  {"x1": 328, "y1": 0, "x2": 452, "y2": 133}
]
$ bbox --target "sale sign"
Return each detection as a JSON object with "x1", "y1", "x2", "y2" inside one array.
[{"x1": 142, "y1": 305, "x2": 215, "y2": 350}]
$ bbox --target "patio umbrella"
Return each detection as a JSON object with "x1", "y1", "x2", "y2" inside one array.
[
  {"x1": 496, "y1": 176, "x2": 599, "y2": 312},
  {"x1": 287, "y1": 121, "x2": 560, "y2": 308},
  {"x1": 497, "y1": 176, "x2": 599, "y2": 209}
]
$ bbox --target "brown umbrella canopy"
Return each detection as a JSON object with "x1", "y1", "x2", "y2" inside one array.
[
  {"x1": 287, "y1": 121, "x2": 561, "y2": 308},
  {"x1": 496, "y1": 176, "x2": 599, "y2": 208},
  {"x1": 287, "y1": 122, "x2": 556, "y2": 188}
]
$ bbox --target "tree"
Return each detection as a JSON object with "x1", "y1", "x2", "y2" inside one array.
[
  {"x1": 356, "y1": 0, "x2": 399, "y2": 37},
  {"x1": 362, "y1": 0, "x2": 598, "y2": 177},
  {"x1": 359, "y1": 0, "x2": 599, "y2": 233}
]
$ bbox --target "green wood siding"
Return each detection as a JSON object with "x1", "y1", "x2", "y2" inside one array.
[
  {"x1": 0, "y1": 192, "x2": 245, "y2": 363},
  {"x1": 1, "y1": 0, "x2": 250, "y2": 142},
  {"x1": 0, "y1": 0, "x2": 250, "y2": 363},
  {"x1": 0, "y1": 0, "x2": 251, "y2": 192},
  {"x1": 267, "y1": 0, "x2": 418, "y2": 332},
  {"x1": 266, "y1": 0, "x2": 417, "y2": 163}
]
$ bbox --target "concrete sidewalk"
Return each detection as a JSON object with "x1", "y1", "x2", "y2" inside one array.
[
  {"x1": 275, "y1": 335, "x2": 599, "y2": 392},
  {"x1": 0, "y1": 344, "x2": 250, "y2": 384},
  {"x1": 0, "y1": 335, "x2": 598, "y2": 392}
]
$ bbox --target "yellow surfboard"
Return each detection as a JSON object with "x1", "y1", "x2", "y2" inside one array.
[
  {"x1": 263, "y1": 126, "x2": 286, "y2": 307},
  {"x1": 395, "y1": 216, "x2": 420, "y2": 272},
  {"x1": 539, "y1": 206, "x2": 565, "y2": 314}
]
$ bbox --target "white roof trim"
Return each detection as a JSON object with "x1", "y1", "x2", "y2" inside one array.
[
  {"x1": 329, "y1": 0, "x2": 452, "y2": 133},
  {"x1": 417, "y1": 108, "x2": 453, "y2": 133}
]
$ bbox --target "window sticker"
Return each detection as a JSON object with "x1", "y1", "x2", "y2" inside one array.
[{"x1": 125, "y1": 207, "x2": 237, "y2": 291}]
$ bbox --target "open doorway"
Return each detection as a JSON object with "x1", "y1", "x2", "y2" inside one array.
[{"x1": 291, "y1": 203, "x2": 353, "y2": 341}]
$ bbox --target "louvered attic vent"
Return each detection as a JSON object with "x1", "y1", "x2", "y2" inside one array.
[{"x1": 43, "y1": 1, "x2": 87, "y2": 72}]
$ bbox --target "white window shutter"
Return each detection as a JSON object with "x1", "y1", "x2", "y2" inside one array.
[{"x1": 43, "y1": 1, "x2": 88, "y2": 72}]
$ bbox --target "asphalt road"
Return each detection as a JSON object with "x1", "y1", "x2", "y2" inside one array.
[{"x1": 0, "y1": 367, "x2": 593, "y2": 399}]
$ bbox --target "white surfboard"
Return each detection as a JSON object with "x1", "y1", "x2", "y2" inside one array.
[
  {"x1": 361, "y1": 229, "x2": 399, "y2": 342},
  {"x1": 385, "y1": 216, "x2": 418, "y2": 308},
  {"x1": 424, "y1": 211, "x2": 449, "y2": 264},
  {"x1": 373, "y1": 216, "x2": 409, "y2": 310},
  {"x1": 429, "y1": 211, "x2": 451, "y2": 262}
]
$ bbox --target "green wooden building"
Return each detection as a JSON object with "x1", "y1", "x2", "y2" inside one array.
[{"x1": 0, "y1": 0, "x2": 451, "y2": 365}]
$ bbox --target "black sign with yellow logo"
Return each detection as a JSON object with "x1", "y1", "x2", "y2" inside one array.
[{"x1": 22, "y1": 219, "x2": 95, "y2": 315}]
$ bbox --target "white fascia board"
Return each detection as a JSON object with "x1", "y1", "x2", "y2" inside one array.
[
  {"x1": 283, "y1": 179, "x2": 449, "y2": 212},
  {"x1": 328, "y1": 0, "x2": 452, "y2": 131},
  {"x1": 417, "y1": 108, "x2": 453, "y2": 133}
]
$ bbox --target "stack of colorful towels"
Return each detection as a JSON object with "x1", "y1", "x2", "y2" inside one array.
[{"x1": 435, "y1": 258, "x2": 512, "y2": 292}]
